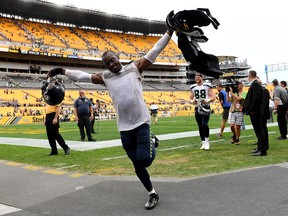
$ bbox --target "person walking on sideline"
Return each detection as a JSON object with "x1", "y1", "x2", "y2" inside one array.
[
  {"x1": 190, "y1": 73, "x2": 216, "y2": 150},
  {"x1": 44, "y1": 103, "x2": 70, "y2": 156},
  {"x1": 47, "y1": 29, "x2": 174, "y2": 210},
  {"x1": 216, "y1": 84, "x2": 231, "y2": 138}
]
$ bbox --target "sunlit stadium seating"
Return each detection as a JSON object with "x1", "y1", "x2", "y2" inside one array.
[
  {"x1": 0, "y1": 17, "x2": 186, "y2": 64},
  {"x1": 1, "y1": 85, "x2": 242, "y2": 122},
  {"x1": 18, "y1": 20, "x2": 66, "y2": 48},
  {"x1": 0, "y1": 17, "x2": 31, "y2": 43},
  {"x1": 0, "y1": 15, "x2": 192, "y2": 122},
  {"x1": 75, "y1": 28, "x2": 107, "y2": 52}
]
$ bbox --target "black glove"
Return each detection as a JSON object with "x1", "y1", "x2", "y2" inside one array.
[
  {"x1": 48, "y1": 68, "x2": 64, "y2": 77},
  {"x1": 165, "y1": 10, "x2": 176, "y2": 31},
  {"x1": 154, "y1": 135, "x2": 160, "y2": 148}
]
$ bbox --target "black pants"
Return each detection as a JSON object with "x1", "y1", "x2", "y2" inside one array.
[
  {"x1": 250, "y1": 113, "x2": 268, "y2": 152},
  {"x1": 120, "y1": 124, "x2": 155, "y2": 192},
  {"x1": 78, "y1": 114, "x2": 92, "y2": 140},
  {"x1": 262, "y1": 118, "x2": 269, "y2": 150},
  {"x1": 277, "y1": 105, "x2": 287, "y2": 138},
  {"x1": 46, "y1": 113, "x2": 69, "y2": 154},
  {"x1": 195, "y1": 109, "x2": 210, "y2": 141}
]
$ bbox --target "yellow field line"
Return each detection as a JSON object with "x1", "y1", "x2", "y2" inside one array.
[
  {"x1": 2, "y1": 160, "x2": 84, "y2": 178},
  {"x1": 23, "y1": 165, "x2": 42, "y2": 171},
  {"x1": 43, "y1": 169, "x2": 67, "y2": 175},
  {"x1": 69, "y1": 173, "x2": 85, "y2": 178},
  {"x1": 5, "y1": 162, "x2": 22, "y2": 166}
]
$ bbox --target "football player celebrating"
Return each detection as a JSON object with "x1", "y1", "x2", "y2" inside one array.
[{"x1": 47, "y1": 28, "x2": 173, "y2": 210}]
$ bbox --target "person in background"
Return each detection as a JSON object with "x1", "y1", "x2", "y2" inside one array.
[
  {"x1": 149, "y1": 102, "x2": 159, "y2": 124},
  {"x1": 74, "y1": 90, "x2": 96, "y2": 141},
  {"x1": 243, "y1": 70, "x2": 268, "y2": 156},
  {"x1": 93, "y1": 99, "x2": 101, "y2": 133},
  {"x1": 95, "y1": 99, "x2": 101, "y2": 117},
  {"x1": 190, "y1": 73, "x2": 216, "y2": 150},
  {"x1": 280, "y1": 80, "x2": 288, "y2": 93},
  {"x1": 257, "y1": 77, "x2": 270, "y2": 151},
  {"x1": 216, "y1": 84, "x2": 231, "y2": 138},
  {"x1": 89, "y1": 98, "x2": 96, "y2": 133},
  {"x1": 44, "y1": 103, "x2": 70, "y2": 156},
  {"x1": 268, "y1": 98, "x2": 274, "y2": 123},
  {"x1": 280, "y1": 80, "x2": 288, "y2": 123},
  {"x1": 272, "y1": 79, "x2": 288, "y2": 140},
  {"x1": 227, "y1": 81, "x2": 247, "y2": 145}
]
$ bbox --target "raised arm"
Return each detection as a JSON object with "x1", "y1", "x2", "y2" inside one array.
[
  {"x1": 134, "y1": 29, "x2": 174, "y2": 73},
  {"x1": 47, "y1": 68, "x2": 104, "y2": 85}
]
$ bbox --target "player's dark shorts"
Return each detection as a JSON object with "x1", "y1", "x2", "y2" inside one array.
[
  {"x1": 120, "y1": 123, "x2": 155, "y2": 167},
  {"x1": 222, "y1": 108, "x2": 230, "y2": 120}
]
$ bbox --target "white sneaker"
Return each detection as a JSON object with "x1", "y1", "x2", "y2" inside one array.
[
  {"x1": 200, "y1": 141, "x2": 206, "y2": 150},
  {"x1": 204, "y1": 141, "x2": 210, "y2": 150}
]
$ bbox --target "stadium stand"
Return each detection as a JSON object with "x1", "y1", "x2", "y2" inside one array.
[{"x1": 0, "y1": 0, "x2": 254, "y2": 125}]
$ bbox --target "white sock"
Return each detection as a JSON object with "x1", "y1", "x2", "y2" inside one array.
[
  {"x1": 205, "y1": 137, "x2": 209, "y2": 142},
  {"x1": 148, "y1": 188, "x2": 156, "y2": 195}
]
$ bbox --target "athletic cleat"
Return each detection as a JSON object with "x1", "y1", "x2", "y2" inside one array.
[
  {"x1": 145, "y1": 193, "x2": 159, "y2": 210},
  {"x1": 200, "y1": 141, "x2": 206, "y2": 150},
  {"x1": 204, "y1": 141, "x2": 210, "y2": 150},
  {"x1": 154, "y1": 136, "x2": 160, "y2": 148},
  {"x1": 64, "y1": 147, "x2": 70, "y2": 155}
]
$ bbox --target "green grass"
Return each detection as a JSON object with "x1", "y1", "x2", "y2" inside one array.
[{"x1": 0, "y1": 115, "x2": 287, "y2": 178}]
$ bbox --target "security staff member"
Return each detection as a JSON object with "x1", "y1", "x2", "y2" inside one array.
[
  {"x1": 45, "y1": 104, "x2": 70, "y2": 156},
  {"x1": 74, "y1": 90, "x2": 96, "y2": 141}
]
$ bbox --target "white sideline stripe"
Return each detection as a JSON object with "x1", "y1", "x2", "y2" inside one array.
[
  {"x1": 159, "y1": 145, "x2": 189, "y2": 151},
  {"x1": 0, "y1": 122, "x2": 278, "y2": 152},
  {"x1": 239, "y1": 135, "x2": 253, "y2": 138},
  {"x1": 210, "y1": 139, "x2": 224, "y2": 143},
  {"x1": 102, "y1": 155, "x2": 126, "y2": 161},
  {"x1": 0, "y1": 204, "x2": 21, "y2": 215}
]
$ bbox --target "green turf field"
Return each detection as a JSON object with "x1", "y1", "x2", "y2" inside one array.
[{"x1": 0, "y1": 115, "x2": 287, "y2": 178}]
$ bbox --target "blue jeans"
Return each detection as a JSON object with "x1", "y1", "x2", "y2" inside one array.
[{"x1": 120, "y1": 123, "x2": 155, "y2": 191}]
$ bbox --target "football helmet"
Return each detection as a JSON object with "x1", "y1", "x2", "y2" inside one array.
[
  {"x1": 198, "y1": 103, "x2": 210, "y2": 116},
  {"x1": 41, "y1": 76, "x2": 65, "y2": 105}
]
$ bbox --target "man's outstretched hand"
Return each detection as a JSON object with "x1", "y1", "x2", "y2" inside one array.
[{"x1": 47, "y1": 68, "x2": 65, "y2": 78}]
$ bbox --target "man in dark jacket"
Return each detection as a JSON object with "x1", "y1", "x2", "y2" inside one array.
[
  {"x1": 243, "y1": 70, "x2": 268, "y2": 156},
  {"x1": 258, "y1": 77, "x2": 270, "y2": 150}
]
